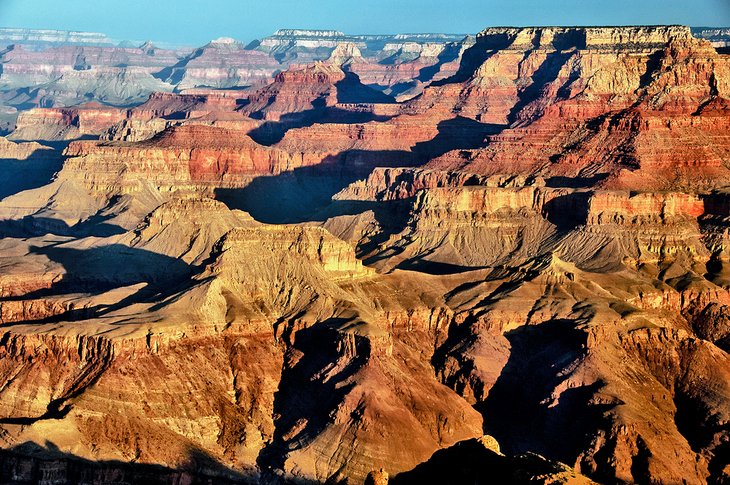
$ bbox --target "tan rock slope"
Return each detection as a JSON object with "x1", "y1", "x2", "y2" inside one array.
[{"x1": 0, "y1": 25, "x2": 728, "y2": 485}]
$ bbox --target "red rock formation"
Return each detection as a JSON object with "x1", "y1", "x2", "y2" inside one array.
[
  {"x1": 0, "y1": 25, "x2": 729, "y2": 485},
  {"x1": 10, "y1": 90, "x2": 260, "y2": 142},
  {"x1": 334, "y1": 167, "x2": 523, "y2": 201},
  {"x1": 11, "y1": 103, "x2": 127, "y2": 140},
  {"x1": 421, "y1": 27, "x2": 730, "y2": 191},
  {"x1": 240, "y1": 62, "x2": 394, "y2": 122}
]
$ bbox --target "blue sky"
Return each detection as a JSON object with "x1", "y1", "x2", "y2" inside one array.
[{"x1": 1, "y1": 0, "x2": 729, "y2": 46}]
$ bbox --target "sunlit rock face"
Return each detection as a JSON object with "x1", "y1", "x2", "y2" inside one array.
[{"x1": 0, "y1": 24, "x2": 729, "y2": 485}]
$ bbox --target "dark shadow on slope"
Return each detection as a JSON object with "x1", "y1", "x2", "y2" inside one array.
[
  {"x1": 246, "y1": 72, "x2": 396, "y2": 146},
  {"x1": 0, "y1": 442, "x2": 255, "y2": 484},
  {"x1": 707, "y1": 441, "x2": 730, "y2": 485},
  {"x1": 555, "y1": 62, "x2": 583, "y2": 100},
  {"x1": 0, "y1": 245, "x2": 195, "y2": 325},
  {"x1": 431, "y1": 33, "x2": 514, "y2": 86},
  {"x1": 0, "y1": 338, "x2": 114, "y2": 425},
  {"x1": 544, "y1": 110, "x2": 640, "y2": 172},
  {"x1": 318, "y1": 199, "x2": 412, "y2": 230},
  {"x1": 412, "y1": 116, "x2": 505, "y2": 159},
  {"x1": 0, "y1": 149, "x2": 63, "y2": 201},
  {"x1": 215, "y1": 164, "x2": 361, "y2": 224},
  {"x1": 290, "y1": 196, "x2": 415, "y2": 264},
  {"x1": 0, "y1": 183, "x2": 131, "y2": 239},
  {"x1": 224, "y1": 192, "x2": 411, "y2": 257},
  {"x1": 152, "y1": 48, "x2": 205, "y2": 85},
  {"x1": 674, "y1": 393, "x2": 715, "y2": 455},
  {"x1": 541, "y1": 192, "x2": 591, "y2": 231},
  {"x1": 507, "y1": 50, "x2": 575, "y2": 125},
  {"x1": 391, "y1": 438, "x2": 580, "y2": 485},
  {"x1": 638, "y1": 50, "x2": 665, "y2": 91},
  {"x1": 247, "y1": 102, "x2": 395, "y2": 146},
  {"x1": 551, "y1": 29, "x2": 588, "y2": 51},
  {"x1": 0, "y1": 402, "x2": 70, "y2": 425},
  {"x1": 0, "y1": 140, "x2": 77, "y2": 201},
  {"x1": 477, "y1": 320, "x2": 612, "y2": 465},
  {"x1": 257, "y1": 320, "x2": 368, "y2": 483},
  {"x1": 215, "y1": 152, "x2": 418, "y2": 224},
  {"x1": 32, "y1": 244, "x2": 191, "y2": 288},
  {"x1": 395, "y1": 259, "x2": 484, "y2": 275},
  {"x1": 378, "y1": 51, "x2": 415, "y2": 66},
  {"x1": 470, "y1": 280, "x2": 528, "y2": 310},
  {"x1": 246, "y1": 96, "x2": 323, "y2": 145},
  {"x1": 673, "y1": 373, "x2": 730, "y2": 485},
  {"x1": 335, "y1": 71, "x2": 396, "y2": 104},
  {"x1": 0, "y1": 215, "x2": 126, "y2": 239},
  {"x1": 415, "y1": 43, "x2": 463, "y2": 84},
  {"x1": 2, "y1": 86, "x2": 49, "y2": 112},
  {"x1": 544, "y1": 174, "x2": 608, "y2": 189},
  {"x1": 324, "y1": 107, "x2": 394, "y2": 124},
  {"x1": 387, "y1": 80, "x2": 420, "y2": 99},
  {"x1": 248, "y1": 94, "x2": 327, "y2": 121},
  {"x1": 225, "y1": 116, "x2": 504, "y2": 225},
  {"x1": 253, "y1": 109, "x2": 496, "y2": 153}
]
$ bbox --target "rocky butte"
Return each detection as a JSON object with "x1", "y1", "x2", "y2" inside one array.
[{"x1": 0, "y1": 23, "x2": 728, "y2": 485}]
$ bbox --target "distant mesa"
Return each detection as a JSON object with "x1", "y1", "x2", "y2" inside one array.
[
  {"x1": 272, "y1": 29, "x2": 348, "y2": 38},
  {"x1": 0, "y1": 27, "x2": 114, "y2": 46},
  {"x1": 208, "y1": 36, "x2": 240, "y2": 46}
]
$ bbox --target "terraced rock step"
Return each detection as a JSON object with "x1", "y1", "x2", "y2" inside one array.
[{"x1": 0, "y1": 24, "x2": 728, "y2": 485}]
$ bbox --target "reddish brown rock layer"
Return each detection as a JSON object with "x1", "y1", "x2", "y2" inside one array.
[
  {"x1": 0, "y1": 25, "x2": 729, "y2": 485},
  {"x1": 11, "y1": 103, "x2": 128, "y2": 140}
]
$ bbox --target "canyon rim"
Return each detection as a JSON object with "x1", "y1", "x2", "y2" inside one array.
[{"x1": 0, "y1": 1, "x2": 729, "y2": 484}]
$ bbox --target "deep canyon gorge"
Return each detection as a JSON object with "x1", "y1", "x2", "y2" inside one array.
[{"x1": 0, "y1": 22, "x2": 728, "y2": 484}]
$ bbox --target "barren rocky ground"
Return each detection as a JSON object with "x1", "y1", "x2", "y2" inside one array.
[{"x1": 0, "y1": 25, "x2": 728, "y2": 484}]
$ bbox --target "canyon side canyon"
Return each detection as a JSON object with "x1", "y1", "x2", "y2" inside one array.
[{"x1": 0, "y1": 24, "x2": 728, "y2": 485}]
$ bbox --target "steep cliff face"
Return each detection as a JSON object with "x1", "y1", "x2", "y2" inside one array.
[
  {"x1": 9, "y1": 89, "x2": 263, "y2": 143},
  {"x1": 56, "y1": 123, "x2": 365, "y2": 195},
  {"x1": 10, "y1": 103, "x2": 128, "y2": 140},
  {"x1": 575, "y1": 191, "x2": 709, "y2": 266},
  {"x1": 419, "y1": 27, "x2": 730, "y2": 191},
  {"x1": 348, "y1": 183, "x2": 564, "y2": 272},
  {"x1": 334, "y1": 167, "x2": 515, "y2": 201},
  {"x1": 155, "y1": 39, "x2": 280, "y2": 90},
  {"x1": 336, "y1": 169, "x2": 716, "y2": 270},
  {"x1": 348, "y1": 38, "x2": 473, "y2": 101},
  {"x1": 0, "y1": 200, "x2": 487, "y2": 484},
  {"x1": 240, "y1": 62, "x2": 394, "y2": 123},
  {"x1": 1, "y1": 24, "x2": 730, "y2": 485}
]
